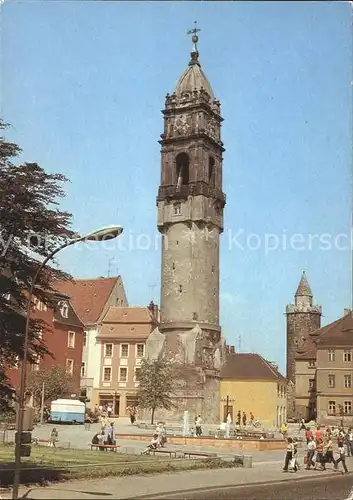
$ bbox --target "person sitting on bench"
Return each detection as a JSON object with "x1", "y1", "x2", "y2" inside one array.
[{"x1": 142, "y1": 434, "x2": 160, "y2": 455}]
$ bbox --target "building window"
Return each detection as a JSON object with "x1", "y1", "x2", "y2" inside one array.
[
  {"x1": 136, "y1": 344, "x2": 144, "y2": 358},
  {"x1": 328, "y1": 374, "x2": 335, "y2": 388},
  {"x1": 67, "y1": 331, "x2": 75, "y2": 348},
  {"x1": 59, "y1": 301, "x2": 69, "y2": 318},
  {"x1": 81, "y1": 362, "x2": 86, "y2": 377},
  {"x1": 309, "y1": 379, "x2": 315, "y2": 391},
  {"x1": 344, "y1": 350, "x2": 352, "y2": 362},
  {"x1": 208, "y1": 157, "x2": 215, "y2": 187},
  {"x1": 105, "y1": 344, "x2": 113, "y2": 357},
  {"x1": 328, "y1": 400, "x2": 336, "y2": 415},
  {"x1": 103, "y1": 367, "x2": 112, "y2": 382},
  {"x1": 120, "y1": 344, "x2": 129, "y2": 357},
  {"x1": 308, "y1": 359, "x2": 316, "y2": 368},
  {"x1": 344, "y1": 374, "x2": 352, "y2": 388},
  {"x1": 176, "y1": 152, "x2": 189, "y2": 186},
  {"x1": 119, "y1": 367, "x2": 127, "y2": 382},
  {"x1": 83, "y1": 332, "x2": 87, "y2": 347},
  {"x1": 328, "y1": 349, "x2": 335, "y2": 362},
  {"x1": 66, "y1": 359, "x2": 74, "y2": 375},
  {"x1": 344, "y1": 401, "x2": 352, "y2": 415},
  {"x1": 135, "y1": 368, "x2": 141, "y2": 381},
  {"x1": 174, "y1": 203, "x2": 181, "y2": 215}
]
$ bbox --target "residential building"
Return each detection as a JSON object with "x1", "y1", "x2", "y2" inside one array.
[
  {"x1": 55, "y1": 276, "x2": 128, "y2": 406},
  {"x1": 6, "y1": 291, "x2": 84, "y2": 395},
  {"x1": 315, "y1": 312, "x2": 353, "y2": 426},
  {"x1": 94, "y1": 301, "x2": 159, "y2": 415},
  {"x1": 220, "y1": 349, "x2": 287, "y2": 428}
]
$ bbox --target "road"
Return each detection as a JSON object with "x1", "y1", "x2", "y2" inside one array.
[{"x1": 136, "y1": 473, "x2": 353, "y2": 500}]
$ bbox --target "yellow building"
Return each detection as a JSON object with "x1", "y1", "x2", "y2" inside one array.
[{"x1": 220, "y1": 350, "x2": 287, "y2": 428}]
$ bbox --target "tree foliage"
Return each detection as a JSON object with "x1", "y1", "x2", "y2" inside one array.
[
  {"x1": 0, "y1": 119, "x2": 74, "y2": 410},
  {"x1": 27, "y1": 366, "x2": 75, "y2": 406},
  {"x1": 136, "y1": 357, "x2": 175, "y2": 424}
]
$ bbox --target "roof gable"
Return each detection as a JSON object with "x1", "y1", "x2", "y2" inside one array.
[
  {"x1": 316, "y1": 312, "x2": 353, "y2": 347},
  {"x1": 55, "y1": 277, "x2": 121, "y2": 325}
]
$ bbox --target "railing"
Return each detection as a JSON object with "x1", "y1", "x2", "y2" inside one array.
[{"x1": 157, "y1": 183, "x2": 226, "y2": 204}]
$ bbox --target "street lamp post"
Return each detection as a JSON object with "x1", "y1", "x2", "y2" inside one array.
[{"x1": 12, "y1": 225, "x2": 123, "y2": 500}]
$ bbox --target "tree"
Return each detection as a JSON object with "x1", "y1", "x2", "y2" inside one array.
[
  {"x1": 0, "y1": 119, "x2": 74, "y2": 411},
  {"x1": 136, "y1": 357, "x2": 175, "y2": 424},
  {"x1": 27, "y1": 366, "x2": 75, "y2": 407}
]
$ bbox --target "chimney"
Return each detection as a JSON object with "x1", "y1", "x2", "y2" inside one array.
[
  {"x1": 230, "y1": 345, "x2": 235, "y2": 354},
  {"x1": 344, "y1": 308, "x2": 351, "y2": 316}
]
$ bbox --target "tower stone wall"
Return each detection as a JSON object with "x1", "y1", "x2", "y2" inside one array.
[
  {"x1": 285, "y1": 272, "x2": 321, "y2": 419},
  {"x1": 146, "y1": 32, "x2": 226, "y2": 423}
]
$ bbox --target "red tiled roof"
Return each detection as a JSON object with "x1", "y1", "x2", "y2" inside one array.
[
  {"x1": 55, "y1": 277, "x2": 120, "y2": 325},
  {"x1": 315, "y1": 312, "x2": 353, "y2": 347},
  {"x1": 102, "y1": 307, "x2": 157, "y2": 324},
  {"x1": 220, "y1": 353, "x2": 286, "y2": 382}
]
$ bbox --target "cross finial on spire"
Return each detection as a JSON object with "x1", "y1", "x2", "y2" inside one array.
[{"x1": 187, "y1": 21, "x2": 201, "y2": 53}]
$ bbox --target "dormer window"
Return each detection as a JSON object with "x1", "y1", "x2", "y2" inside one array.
[{"x1": 58, "y1": 301, "x2": 69, "y2": 318}]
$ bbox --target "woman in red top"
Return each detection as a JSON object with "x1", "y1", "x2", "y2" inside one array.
[{"x1": 315, "y1": 426, "x2": 322, "y2": 443}]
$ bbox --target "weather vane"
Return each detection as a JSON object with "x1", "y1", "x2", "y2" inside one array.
[{"x1": 187, "y1": 21, "x2": 201, "y2": 52}]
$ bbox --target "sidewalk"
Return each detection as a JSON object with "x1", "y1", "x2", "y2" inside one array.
[{"x1": 2, "y1": 459, "x2": 349, "y2": 499}]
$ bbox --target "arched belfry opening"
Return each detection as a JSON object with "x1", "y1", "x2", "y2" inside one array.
[
  {"x1": 208, "y1": 157, "x2": 215, "y2": 187},
  {"x1": 176, "y1": 153, "x2": 189, "y2": 188}
]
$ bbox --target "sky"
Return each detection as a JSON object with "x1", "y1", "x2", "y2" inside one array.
[{"x1": 1, "y1": 1, "x2": 352, "y2": 373}]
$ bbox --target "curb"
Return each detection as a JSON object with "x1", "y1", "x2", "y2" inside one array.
[{"x1": 133, "y1": 470, "x2": 352, "y2": 500}]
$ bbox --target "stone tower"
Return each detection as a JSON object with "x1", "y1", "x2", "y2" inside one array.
[
  {"x1": 286, "y1": 272, "x2": 321, "y2": 418},
  {"x1": 145, "y1": 28, "x2": 226, "y2": 422}
]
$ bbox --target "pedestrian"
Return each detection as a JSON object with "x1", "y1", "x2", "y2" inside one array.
[
  {"x1": 298, "y1": 417, "x2": 306, "y2": 433},
  {"x1": 242, "y1": 411, "x2": 247, "y2": 427},
  {"x1": 283, "y1": 437, "x2": 295, "y2": 473},
  {"x1": 315, "y1": 426, "x2": 322, "y2": 443},
  {"x1": 305, "y1": 435, "x2": 316, "y2": 470},
  {"x1": 249, "y1": 412, "x2": 254, "y2": 425},
  {"x1": 334, "y1": 440, "x2": 348, "y2": 473},
  {"x1": 106, "y1": 422, "x2": 115, "y2": 445},
  {"x1": 236, "y1": 410, "x2": 241, "y2": 426},
  {"x1": 347, "y1": 428, "x2": 353, "y2": 457},
  {"x1": 280, "y1": 422, "x2": 288, "y2": 439},
  {"x1": 195, "y1": 415, "x2": 202, "y2": 437},
  {"x1": 107, "y1": 404, "x2": 112, "y2": 418},
  {"x1": 293, "y1": 437, "x2": 300, "y2": 470},
  {"x1": 314, "y1": 439, "x2": 325, "y2": 470},
  {"x1": 48, "y1": 428, "x2": 58, "y2": 448},
  {"x1": 98, "y1": 431, "x2": 105, "y2": 451},
  {"x1": 323, "y1": 437, "x2": 337, "y2": 469},
  {"x1": 305, "y1": 426, "x2": 313, "y2": 444}
]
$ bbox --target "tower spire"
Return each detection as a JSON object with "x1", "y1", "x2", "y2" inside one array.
[
  {"x1": 187, "y1": 21, "x2": 201, "y2": 65},
  {"x1": 295, "y1": 271, "x2": 313, "y2": 297}
]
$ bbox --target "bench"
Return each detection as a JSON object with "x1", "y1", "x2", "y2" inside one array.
[
  {"x1": 90, "y1": 443, "x2": 120, "y2": 452},
  {"x1": 183, "y1": 451, "x2": 217, "y2": 459},
  {"x1": 150, "y1": 449, "x2": 177, "y2": 458}
]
